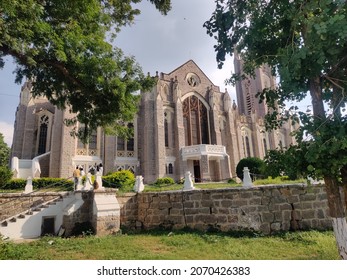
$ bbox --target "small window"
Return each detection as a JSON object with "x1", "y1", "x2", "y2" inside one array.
[{"x1": 168, "y1": 163, "x2": 173, "y2": 174}]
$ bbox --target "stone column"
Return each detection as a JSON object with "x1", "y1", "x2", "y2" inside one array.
[{"x1": 200, "y1": 155, "x2": 210, "y2": 181}]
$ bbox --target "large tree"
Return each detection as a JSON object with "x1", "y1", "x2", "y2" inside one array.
[
  {"x1": 0, "y1": 0, "x2": 171, "y2": 141},
  {"x1": 204, "y1": 0, "x2": 347, "y2": 258},
  {"x1": 0, "y1": 133, "x2": 10, "y2": 167}
]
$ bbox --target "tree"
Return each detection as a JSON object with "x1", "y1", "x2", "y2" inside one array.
[
  {"x1": 0, "y1": 0, "x2": 171, "y2": 141},
  {"x1": 205, "y1": 0, "x2": 347, "y2": 258},
  {"x1": 263, "y1": 147, "x2": 306, "y2": 180},
  {"x1": 0, "y1": 133, "x2": 12, "y2": 187},
  {"x1": 0, "y1": 133, "x2": 10, "y2": 167}
]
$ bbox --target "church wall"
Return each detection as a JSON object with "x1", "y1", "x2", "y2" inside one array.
[
  {"x1": 58, "y1": 110, "x2": 77, "y2": 179},
  {"x1": 49, "y1": 108, "x2": 64, "y2": 178},
  {"x1": 11, "y1": 104, "x2": 27, "y2": 159},
  {"x1": 104, "y1": 135, "x2": 116, "y2": 175},
  {"x1": 138, "y1": 89, "x2": 158, "y2": 183}
]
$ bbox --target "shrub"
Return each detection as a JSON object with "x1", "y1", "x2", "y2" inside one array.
[
  {"x1": 0, "y1": 166, "x2": 13, "y2": 188},
  {"x1": 154, "y1": 177, "x2": 175, "y2": 186},
  {"x1": 227, "y1": 178, "x2": 237, "y2": 184},
  {"x1": 102, "y1": 170, "x2": 135, "y2": 192},
  {"x1": 236, "y1": 157, "x2": 266, "y2": 181},
  {"x1": 0, "y1": 177, "x2": 73, "y2": 191}
]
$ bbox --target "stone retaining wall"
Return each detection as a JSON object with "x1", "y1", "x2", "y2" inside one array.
[
  {"x1": 118, "y1": 184, "x2": 332, "y2": 234},
  {"x1": 0, "y1": 184, "x2": 333, "y2": 236}
]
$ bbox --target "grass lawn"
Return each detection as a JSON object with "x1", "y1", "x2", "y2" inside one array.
[{"x1": 0, "y1": 230, "x2": 339, "y2": 260}]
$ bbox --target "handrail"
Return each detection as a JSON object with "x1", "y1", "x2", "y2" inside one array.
[{"x1": 0, "y1": 176, "x2": 74, "y2": 220}]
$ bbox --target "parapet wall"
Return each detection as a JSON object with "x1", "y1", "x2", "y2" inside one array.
[{"x1": 118, "y1": 184, "x2": 332, "y2": 234}]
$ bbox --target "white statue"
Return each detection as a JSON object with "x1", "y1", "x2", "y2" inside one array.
[
  {"x1": 83, "y1": 172, "x2": 94, "y2": 191},
  {"x1": 183, "y1": 171, "x2": 195, "y2": 191},
  {"x1": 24, "y1": 177, "x2": 33, "y2": 194},
  {"x1": 242, "y1": 167, "x2": 253, "y2": 188},
  {"x1": 134, "y1": 175, "x2": 145, "y2": 193}
]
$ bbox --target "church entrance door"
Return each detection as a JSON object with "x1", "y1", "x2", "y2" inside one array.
[{"x1": 193, "y1": 160, "x2": 201, "y2": 182}]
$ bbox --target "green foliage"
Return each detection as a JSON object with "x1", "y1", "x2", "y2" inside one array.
[
  {"x1": 205, "y1": 0, "x2": 347, "y2": 183},
  {"x1": 0, "y1": 0, "x2": 172, "y2": 142},
  {"x1": 264, "y1": 147, "x2": 306, "y2": 180},
  {"x1": 0, "y1": 133, "x2": 10, "y2": 167},
  {"x1": 154, "y1": 177, "x2": 175, "y2": 186},
  {"x1": 253, "y1": 177, "x2": 306, "y2": 186},
  {"x1": 0, "y1": 177, "x2": 73, "y2": 191},
  {"x1": 236, "y1": 157, "x2": 265, "y2": 180},
  {"x1": 102, "y1": 170, "x2": 135, "y2": 191},
  {"x1": 0, "y1": 166, "x2": 13, "y2": 187},
  {"x1": 228, "y1": 178, "x2": 237, "y2": 184}
]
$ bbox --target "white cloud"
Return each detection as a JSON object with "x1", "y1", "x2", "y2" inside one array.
[{"x1": 0, "y1": 121, "x2": 14, "y2": 147}]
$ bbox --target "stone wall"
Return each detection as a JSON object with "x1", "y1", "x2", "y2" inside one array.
[
  {"x1": 118, "y1": 184, "x2": 332, "y2": 234},
  {"x1": 62, "y1": 192, "x2": 94, "y2": 236},
  {"x1": 0, "y1": 185, "x2": 333, "y2": 238}
]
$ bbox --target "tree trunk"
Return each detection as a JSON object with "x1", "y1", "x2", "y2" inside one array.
[
  {"x1": 341, "y1": 165, "x2": 347, "y2": 212},
  {"x1": 309, "y1": 77, "x2": 326, "y2": 118},
  {"x1": 324, "y1": 176, "x2": 347, "y2": 259}
]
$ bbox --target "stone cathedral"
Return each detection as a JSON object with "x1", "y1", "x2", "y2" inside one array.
[{"x1": 10, "y1": 59, "x2": 297, "y2": 183}]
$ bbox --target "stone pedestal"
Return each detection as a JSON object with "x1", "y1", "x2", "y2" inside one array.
[{"x1": 93, "y1": 192, "x2": 120, "y2": 236}]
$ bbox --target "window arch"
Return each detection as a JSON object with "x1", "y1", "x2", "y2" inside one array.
[
  {"x1": 245, "y1": 136, "x2": 251, "y2": 157},
  {"x1": 183, "y1": 95, "x2": 209, "y2": 146},
  {"x1": 164, "y1": 112, "x2": 169, "y2": 147},
  {"x1": 37, "y1": 115, "x2": 49, "y2": 155},
  {"x1": 263, "y1": 138, "x2": 267, "y2": 154}
]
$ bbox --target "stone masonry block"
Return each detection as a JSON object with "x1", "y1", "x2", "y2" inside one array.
[{"x1": 261, "y1": 212, "x2": 274, "y2": 223}]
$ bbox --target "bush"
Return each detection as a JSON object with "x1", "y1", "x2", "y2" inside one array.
[
  {"x1": 154, "y1": 177, "x2": 175, "y2": 186},
  {"x1": 0, "y1": 177, "x2": 73, "y2": 191},
  {"x1": 236, "y1": 157, "x2": 266, "y2": 181},
  {"x1": 227, "y1": 178, "x2": 237, "y2": 184},
  {"x1": 0, "y1": 166, "x2": 13, "y2": 188},
  {"x1": 102, "y1": 170, "x2": 135, "y2": 191}
]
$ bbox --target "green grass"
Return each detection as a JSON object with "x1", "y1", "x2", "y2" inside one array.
[
  {"x1": 0, "y1": 230, "x2": 339, "y2": 260},
  {"x1": 143, "y1": 179, "x2": 306, "y2": 193}
]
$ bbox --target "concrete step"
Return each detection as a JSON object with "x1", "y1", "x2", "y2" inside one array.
[{"x1": 1, "y1": 221, "x2": 8, "y2": 227}]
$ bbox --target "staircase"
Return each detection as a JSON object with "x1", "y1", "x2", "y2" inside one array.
[{"x1": 0, "y1": 192, "x2": 76, "y2": 240}]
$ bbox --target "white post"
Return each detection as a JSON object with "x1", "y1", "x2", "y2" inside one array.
[
  {"x1": 24, "y1": 177, "x2": 33, "y2": 194},
  {"x1": 134, "y1": 176, "x2": 145, "y2": 193},
  {"x1": 242, "y1": 167, "x2": 253, "y2": 188},
  {"x1": 95, "y1": 172, "x2": 105, "y2": 191},
  {"x1": 183, "y1": 171, "x2": 195, "y2": 191}
]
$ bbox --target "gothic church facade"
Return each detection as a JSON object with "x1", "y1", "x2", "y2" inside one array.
[{"x1": 11, "y1": 60, "x2": 297, "y2": 183}]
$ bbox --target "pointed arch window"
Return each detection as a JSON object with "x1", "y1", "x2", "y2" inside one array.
[
  {"x1": 183, "y1": 95, "x2": 209, "y2": 146},
  {"x1": 245, "y1": 136, "x2": 251, "y2": 157},
  {"x1": 38, "y1": 115, "x2": 49, "y2": 155},
  {"x1": 263, "y1": 138, "x2": 267, "y2": 154},
  {"x1": 164, "y1": 112, "x2": 169, "y2": 147}
]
